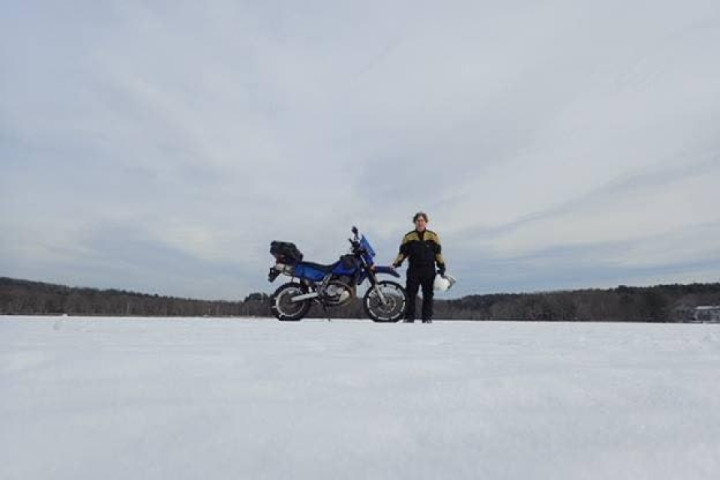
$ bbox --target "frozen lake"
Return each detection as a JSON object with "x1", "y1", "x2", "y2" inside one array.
[{"x1": 2, "y1": 317, "x2": 719, "y2": 479}]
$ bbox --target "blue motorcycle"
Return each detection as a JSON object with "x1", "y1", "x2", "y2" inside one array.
[{"x1": 268, "y1": 227, "x2": 407, "y2": 322}]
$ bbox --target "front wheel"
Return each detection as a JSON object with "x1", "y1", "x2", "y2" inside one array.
[
  {"x1": 363, "y1": 280, "x2": 407, "y2": 323},
  {"x1": 270, "y1": 282, "x2": 312, "y2": 321}
]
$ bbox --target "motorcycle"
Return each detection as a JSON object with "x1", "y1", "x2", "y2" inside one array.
[{"x1": 267, "y1": 227, "x2": 407, "y2": 322}]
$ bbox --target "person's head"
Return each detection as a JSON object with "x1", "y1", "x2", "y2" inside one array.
[{"x1": 413, "y1": 212, "x2": 428, "y2": 232}]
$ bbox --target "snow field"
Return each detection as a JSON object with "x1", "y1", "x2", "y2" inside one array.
[{"x1": 1, "y1": 317, "x2": 719, "y2": 479}]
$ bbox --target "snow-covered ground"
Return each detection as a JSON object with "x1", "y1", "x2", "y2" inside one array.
[{"x1": 1, "y1": 317, "x2": 719, "y2": 480}]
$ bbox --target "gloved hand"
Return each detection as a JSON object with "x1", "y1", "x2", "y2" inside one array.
[
  {"x1": 437, "y1": 265, "x2": 446, "y2": 277},
  {"x1": 392, "y1": 262, "x2": 401, "y2": 269}
]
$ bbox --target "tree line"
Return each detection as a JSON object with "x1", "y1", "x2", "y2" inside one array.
[
  {"x1": 0, "y1": 277, "x2": 264, "y2": 317},
  {"x1": 1, "y1": 277, "x2": 719, "y2": 322},
  {"x1": 434, "y1": 283, "x2": 720, "y2": 322}
]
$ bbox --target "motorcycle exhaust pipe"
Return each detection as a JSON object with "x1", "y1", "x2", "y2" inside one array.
[{"x1": 291, "y1": 292, "x2": 319, "y2": 302}]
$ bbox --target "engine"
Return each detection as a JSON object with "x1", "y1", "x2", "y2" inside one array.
[{"x1": 320, "y1": 276, "x2": 355, "y2": 306}]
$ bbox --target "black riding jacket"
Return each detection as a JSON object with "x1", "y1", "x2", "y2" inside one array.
[{"x1": 393, "y1": 229, "x2": 445, "y2": 271}]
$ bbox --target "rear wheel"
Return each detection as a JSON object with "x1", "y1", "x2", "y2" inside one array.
[
  {"x1": 363, "y1": 280, "x2": 406, "y2": 323},
  {"x1": 270, "y1": 282, "x2": 312, "y2": 321}
]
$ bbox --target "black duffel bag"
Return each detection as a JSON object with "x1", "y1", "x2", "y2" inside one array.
[{"x1": 270, "y1": 241, "x2": 304, "y2": 264}]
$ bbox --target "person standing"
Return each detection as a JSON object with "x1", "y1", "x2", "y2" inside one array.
[{"x1": 392, "y1": 212, "x2": 446, "y2": 323}]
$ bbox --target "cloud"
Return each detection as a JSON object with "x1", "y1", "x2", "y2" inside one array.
[{"x1": 2, "y1": 0, "x2": 720, "y2": 299}]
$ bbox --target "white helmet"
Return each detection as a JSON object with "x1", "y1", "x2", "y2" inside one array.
[{"x1": 434, "y1": 273, "x2": 456, "y2": 292}]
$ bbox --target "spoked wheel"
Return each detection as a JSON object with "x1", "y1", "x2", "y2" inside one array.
[
  {"x1": 270, "y1": 282, "x2": 312, "y2": 321},
  {"x1": 363, "y1": 280, "x2": 407, "y2": 323}
]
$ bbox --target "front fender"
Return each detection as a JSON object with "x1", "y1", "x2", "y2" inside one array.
[{"x1": 373, "y1": 265, "x2": 401, "y2": 278}]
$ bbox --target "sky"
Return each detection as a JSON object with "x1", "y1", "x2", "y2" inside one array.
[{"x1": 2, "y1": 0, "x2": 720, "y2": 300}]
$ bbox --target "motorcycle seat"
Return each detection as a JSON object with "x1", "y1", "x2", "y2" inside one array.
[{"x1": 297, "y1": 261, "x2": 339, "y2": 273}]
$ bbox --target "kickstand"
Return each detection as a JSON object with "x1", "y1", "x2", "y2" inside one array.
[{"x1": 321, "y1": 303, "x2": 332, "y2": 322}]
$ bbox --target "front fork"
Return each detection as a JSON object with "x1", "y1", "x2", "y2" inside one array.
[{"x1": 366, "y1": 266, "x2": 389, "y2": 305}]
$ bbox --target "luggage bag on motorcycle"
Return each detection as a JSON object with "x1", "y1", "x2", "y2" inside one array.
[{"x1": 270, "y1": 241, "x2": 304, "y2": 264}]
